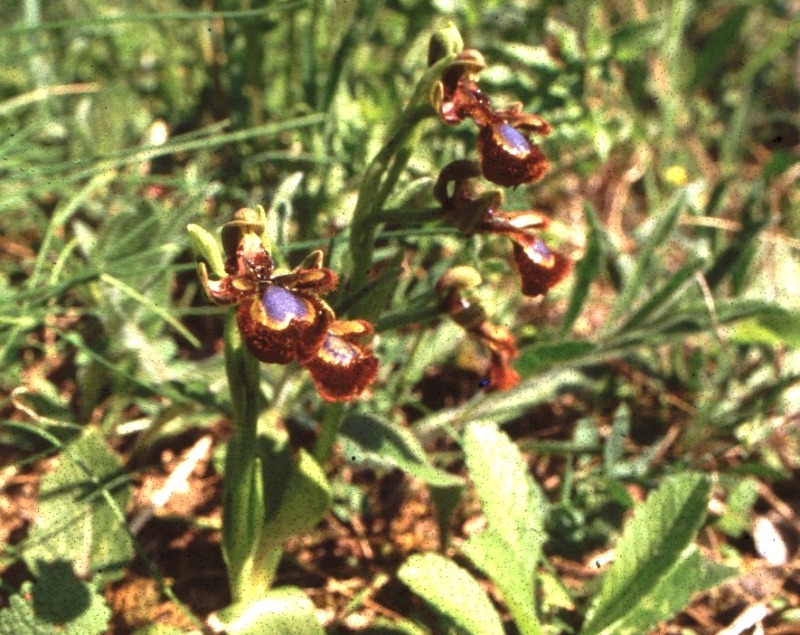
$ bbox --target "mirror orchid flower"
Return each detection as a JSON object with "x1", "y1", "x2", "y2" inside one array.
[
  {"x1": 198, "y1": 208, "x2": 378, "y2": 402},
  {"x1": 436, "y1": 267, "x2": 520, "y2": 391},
  {"x1": 434, "y1": 161, "x2": 571, "y2": 297},
  {"x1": 430, "y1": 49, "x2": 552, "y2": 188}
]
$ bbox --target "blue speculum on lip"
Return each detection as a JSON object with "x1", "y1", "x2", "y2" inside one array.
[
  {"x1": 524, "y1": 237, "x2": 555, "y2": 265},
  {"x1": 495, "y1": 122, "x2": 531, "y2": 157},
  {"x1": 261, "y1": 285, "x2": 310, "y2": 326},
  {"x1": 319, "y1": 334, "x2": 357, "y2": 366}
]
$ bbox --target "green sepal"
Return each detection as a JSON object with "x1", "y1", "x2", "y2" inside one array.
[{"x1": 187, "y1": 223, "x2": 226, "y2": 278}]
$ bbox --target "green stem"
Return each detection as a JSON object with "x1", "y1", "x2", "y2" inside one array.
[
  {"x1": 312, "y1": 402, "x2": 345, "y2": 465},
  {"x1": 348, "y1": 53, "x2": 457, "y2": 293},
  {"x1": 221, "y1": 310, "x2": 268, "y2": 602}
]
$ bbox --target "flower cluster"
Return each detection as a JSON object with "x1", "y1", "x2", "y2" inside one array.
[
  {"x1": 200, "y1": 209, "x2": 378, "y2": 402},
  {"x1": 430, "y1": 49, "x2": 552, "y2": 188},
  {"x1": 436, "y1": 267, "x2": 520, "y2": 391},
  {"x1": 434, "y1": 160, "x2": 571, "y2": 297}
]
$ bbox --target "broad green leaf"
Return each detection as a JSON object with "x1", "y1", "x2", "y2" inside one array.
[
  {"x1": 262, "y1": 447, "x2": 331, "y2": 540},
  {"x1": 22, "y1": 428, "x2": 134, "y2": 583},
  {"x1": 463, "y1": 422, "x2": 547, "y2": 574},
  {"x1": 462, "y1": 422, "x2": 546, "y2": 635},
  {"x1": 561, "y1": 201, "x2": 605, "y2": 335},
  {"x1": 340, "y1": 413, "x2": 463, "y2": 489},
  {"x1": 212, "y1": 587, "x2": 324, "y2": 635},
  {"x1": 461, "y1": 530, "x2": 541, "y2": 635},
  {"x1": 0, "y1": 577, "x2": 111, "y2": 635},
  {"x1": 605, "y1": 546, "x2": 735, "y2": 635},
  {"x1": 398, "y1": 553, "x2": 504, "y2": 635},
  {"x1": 580, "y1": 473, "x2": 711, "y2": 635}
]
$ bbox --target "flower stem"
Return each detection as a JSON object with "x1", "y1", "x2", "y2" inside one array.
[
  {"x1": 221, "y1": 310, "x2": 270, "y2": 602},
  {"x1": 348, "y1": 53, "x2": 456, "y2": 293},
  {"x1": 312, "y1": 402, "x2": 345, "y2": 465}
]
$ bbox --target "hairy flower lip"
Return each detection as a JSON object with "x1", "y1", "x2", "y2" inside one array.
[
  {"x1": 434, "y1": 161, "x2": 570, "y2": 297},
  {"x1": 477, "y1": 124, "x2": 549, "y2": 188},
  {"x1": 433, "y1": 48, "x2": 553, "y2": 188},
  {"x1": 304, "y1": 320, "x2": 379, "y2": 402}
]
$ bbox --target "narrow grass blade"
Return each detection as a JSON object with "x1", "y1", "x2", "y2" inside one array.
[
  {"x1": 611, "y1": 189, "x2": 687, "y2": 322},
  {"x1": 561, "y1": 200, "x2": 605, "y2": 336}
]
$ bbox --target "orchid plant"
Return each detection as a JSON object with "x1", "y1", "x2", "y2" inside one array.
[{"x1": 187, "y1": 22, "x2": 571, "y2": 630}]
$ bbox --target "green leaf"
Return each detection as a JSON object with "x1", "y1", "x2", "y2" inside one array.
[
  {"x1": 614, "y1": 260, "x2": 701, "y2": 333},
  {"x1": 250, "y1": 432, "x2": 332, "y2": 588},
  {"x1": 703, "y1": 191, "x2": 768, "y2": 291},
  {"x1": 343, "y1": 254, "x2": 405, "y2": 323},
  {"x1": 715, "y1": 477, "x2": 759, "y2": 538},
  {"x1": 580, "y1": 473, "x2": 711, "y2": 635},
  {"x1": 398, "y1": 553, "x2": 505, "y2": 635},
  {"x1": 462, "y1": 422, "x2": 547, "y2": 635},
  {"x1": 516, "y1": 341, "x2": 596, "y2": 376},
  {"x1": 263, "y1": 445, "x2": 332, "y2": 540},
  {"x1": 414, "y1": 370, "x2": 588, "y2": 434},
  {"x1": 0, "y1": 577, "x2": 111, "y2": 635},
  {"x1": 729, "y1": 308, "x2": 800, "y2": 348},
  {"x1": 605, "y1": 546, "x2": 734, "y2": 635},
  {"x1": 561, "y1": 201, "x2": 605, "y2": 335},
  {"x1": 340, "y1": 413, "x2": 463, "y2": 489},
  {"x1": 213, "y1": 587, "x2": 324, "y2": 635},
  {"x1": 463, "y1": 422, "x2": 547, "y2": 575},
  {"x1": 22, "y1": 428, "x2": 134, "y2": 583},
  {"x1": 359, "y1": 616, "x2": 429, "y2": 635},
  {"x1": 610, "y1": 19, "x2": 664, "y2": 62},
  {"x1": 461, "y1": 530, "x2": 541, "y2": 635},
  {"x1": 187, "y1": 223, "x2": 225, "y2": 278},
  {"x1": 689, "y1": 5, "x2": 748, "y2": 89},
  {"x1": 603, "y1": 404, "x2": 630, "y2": 473}
]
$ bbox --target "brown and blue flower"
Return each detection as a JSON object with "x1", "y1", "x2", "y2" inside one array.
[
  {"x1": 434, "y1": 161, "x2": 571, "y2": 297},
  {"x1": 436, "y1": 267, "x2": 521, "y2": 391},
  {"x1": 430, "y1": 49, "x2": 552, "y2": 188},
  {"x1": 199, "y1": 208, "x2": 378, "y2": 402}
]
